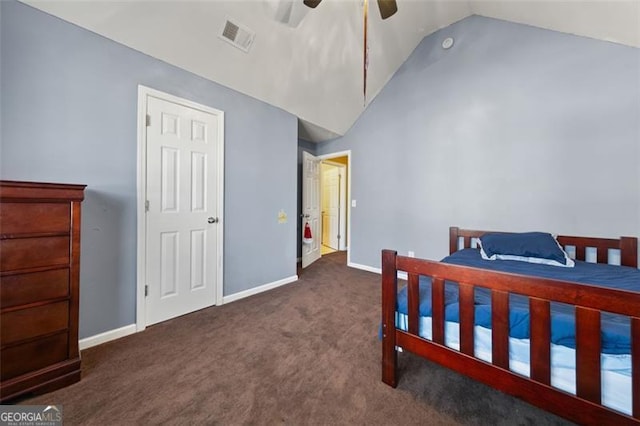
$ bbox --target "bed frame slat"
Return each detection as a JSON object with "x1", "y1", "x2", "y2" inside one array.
[
  {"x1": 491, "y1": 290, "x2": 509, "y2": 369},
  {"x1": 621, "y1": 236, "x2": 639, "y2": 268},
  {"x1": 459, "y1": 283, "x2": 475, "y2": 356},
  {"x1": 529, "y1": 298, "x2": 551, "y2": 385},
  {"x1": 381, "y1": 250, "x2": 398, "y2": 387},
  {"x1": 408, "y1": 273, "x2": 419, "y2": 335},
  {"x1": 449, "y1": 227, "x2": 459, "y2": 255},
  {"x1": 633, "y1": 317, "x2": 640, "y2": 419},
  {"x1": 463, "y1": 236, "x2": 471, "y2": 250},
  {"x1": 597, "y1": 248, "x2": 608, "y2": 264},
  {"x1": 576, "y1": 307, "x2": 602, "y2": 404},
  {"x1": 432, "y1": 277, "x2": 445, "y2": 345}
]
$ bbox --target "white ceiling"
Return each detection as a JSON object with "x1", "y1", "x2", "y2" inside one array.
[{"x1": 24, "y1": 0, "x2": 640, "y2": 142}]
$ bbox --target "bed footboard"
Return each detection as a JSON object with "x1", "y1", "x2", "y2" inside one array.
[{"x1": 381, "y1": 246, "x2": 640, "y2": 425}]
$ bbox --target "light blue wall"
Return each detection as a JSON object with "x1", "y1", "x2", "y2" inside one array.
[
  {"x1": 318, "y1": 15, "x2": 640, "y2": 268},
  {"x1": 1, "y1": 1, "x2": 298, "y2": 338}
]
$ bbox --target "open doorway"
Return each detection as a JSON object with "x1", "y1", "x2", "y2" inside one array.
[
  {"x1": 299, "y1": 147, "x2": 351, "y2": 270},
  {"x1": 320, "y1": 158, "x2": 347, "y2": 255},
  {"x1": 317, "y1": 151, "x2": 350, "y2": 265}
]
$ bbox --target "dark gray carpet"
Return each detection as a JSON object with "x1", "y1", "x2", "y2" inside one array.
[{"x1": 22, "y1": 251, "x2": 572, "y2": 425}]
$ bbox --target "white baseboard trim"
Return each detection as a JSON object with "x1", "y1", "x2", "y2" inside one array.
[
  {"x1": 79, "y1": 323, "x2": 137, "y2": 350},
  {"x1": 222, "y1": 275, "x2": 298, "y2": 304},
  {"x1": 348, "y1": 261, "x2": 380, "y2": 274},
  {"x1": 347, "y1": 262, "x2": 407, "y2": 280}
]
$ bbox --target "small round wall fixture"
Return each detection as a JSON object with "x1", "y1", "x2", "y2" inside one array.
[{"x1": 442, "y1": 37, "x2": 454, "y2": 49}]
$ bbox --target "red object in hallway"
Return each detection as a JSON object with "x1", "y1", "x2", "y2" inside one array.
[{"x1": 303, "y1": 222, "x2": 313, "y2": 245}]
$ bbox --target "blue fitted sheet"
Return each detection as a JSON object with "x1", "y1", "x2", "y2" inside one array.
[{"x1": 396, "y1": 249, "x2": 640, "y2": 354}]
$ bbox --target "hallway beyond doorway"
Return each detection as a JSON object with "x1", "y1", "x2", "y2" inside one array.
[{"x1": 321, "y1": 244, "x2": 337, "y2": 256}]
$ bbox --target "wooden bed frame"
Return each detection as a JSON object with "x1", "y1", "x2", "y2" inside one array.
[{"x1": 381, "y1": 226, "x2": 640, "y2": 425}]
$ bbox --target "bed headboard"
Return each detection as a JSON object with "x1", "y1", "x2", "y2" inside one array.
[{"x1": 449, "y1": 226, "x2": 638, "y2": 268}]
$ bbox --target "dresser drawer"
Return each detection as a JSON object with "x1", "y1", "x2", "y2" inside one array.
[
  {"x1": 1, "y1": 269, "x2": 69, "y2": 309},
  {"x1": 1, "y1": 333, "x2": 68, "y2": 381},
  {"x1": 1, "y1": 301, "x2": 69, "y2": 345},
  {"x1": 0, "y1": 236, "x2": 70, "y2": 271},
  {"x1": 0, "y1": 203, "x2": 70, "y2": 236}
]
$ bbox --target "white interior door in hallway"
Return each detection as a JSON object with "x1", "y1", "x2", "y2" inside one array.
[
  {"x1": 302, "y1": 151, "x2": 321, "y2": 268},
  {"x1": 143, "y1": 92, "x2": 223, "y2": 326}
]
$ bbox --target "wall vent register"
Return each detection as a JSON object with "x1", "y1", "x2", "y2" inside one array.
[{"x1": 219, "y1": 18, "x2": 255, "y2": 52}]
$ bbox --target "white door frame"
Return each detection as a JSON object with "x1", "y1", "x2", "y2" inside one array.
[
  {"x1": 318, "y1": 150, "x2": 351, "y2": 265},
  {"x1": 136, "y1": 85, "x2": 224, "y2": 332}
]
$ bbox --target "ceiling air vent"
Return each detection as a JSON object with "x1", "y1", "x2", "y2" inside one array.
[{"x1": 219, "y1": 18, "x2": 255, "y2": 53}]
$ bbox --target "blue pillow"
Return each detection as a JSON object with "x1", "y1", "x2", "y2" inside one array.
[{"x1": 478, "y1": 232, "x2": 574, "y2": 267}]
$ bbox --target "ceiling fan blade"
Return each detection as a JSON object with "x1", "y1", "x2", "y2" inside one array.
[
  {"x1": 303, "y1": 0, "x2": 323, "y2": 8},
  {"x1": 377, "y1": 0, "x2": 397, "y2": 19}
]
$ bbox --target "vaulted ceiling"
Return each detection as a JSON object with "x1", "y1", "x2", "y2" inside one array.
[{"x1": 24, "y1": 0, "x2": 640, "y2": 142}]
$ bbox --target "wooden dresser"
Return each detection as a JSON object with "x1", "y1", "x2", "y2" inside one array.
[{"x1": 0, "y1": 180, "x2": 86, "y2": 401}]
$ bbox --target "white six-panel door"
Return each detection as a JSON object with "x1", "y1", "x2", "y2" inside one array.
[
  {"x1": 302, "y1": 151, "x2": 321, "y2": 268},
  {"x1": 145, "y1": 95, "x2": 220, "y2": 325}
]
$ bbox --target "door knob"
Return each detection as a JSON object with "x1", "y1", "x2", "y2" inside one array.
[{"x1": 208, "y1": 217, "x2": 218, "y2": 224}]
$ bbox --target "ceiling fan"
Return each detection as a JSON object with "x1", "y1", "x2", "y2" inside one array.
[{"x1": 301, "y1": 0, "x2": 399, "y2": 104}]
